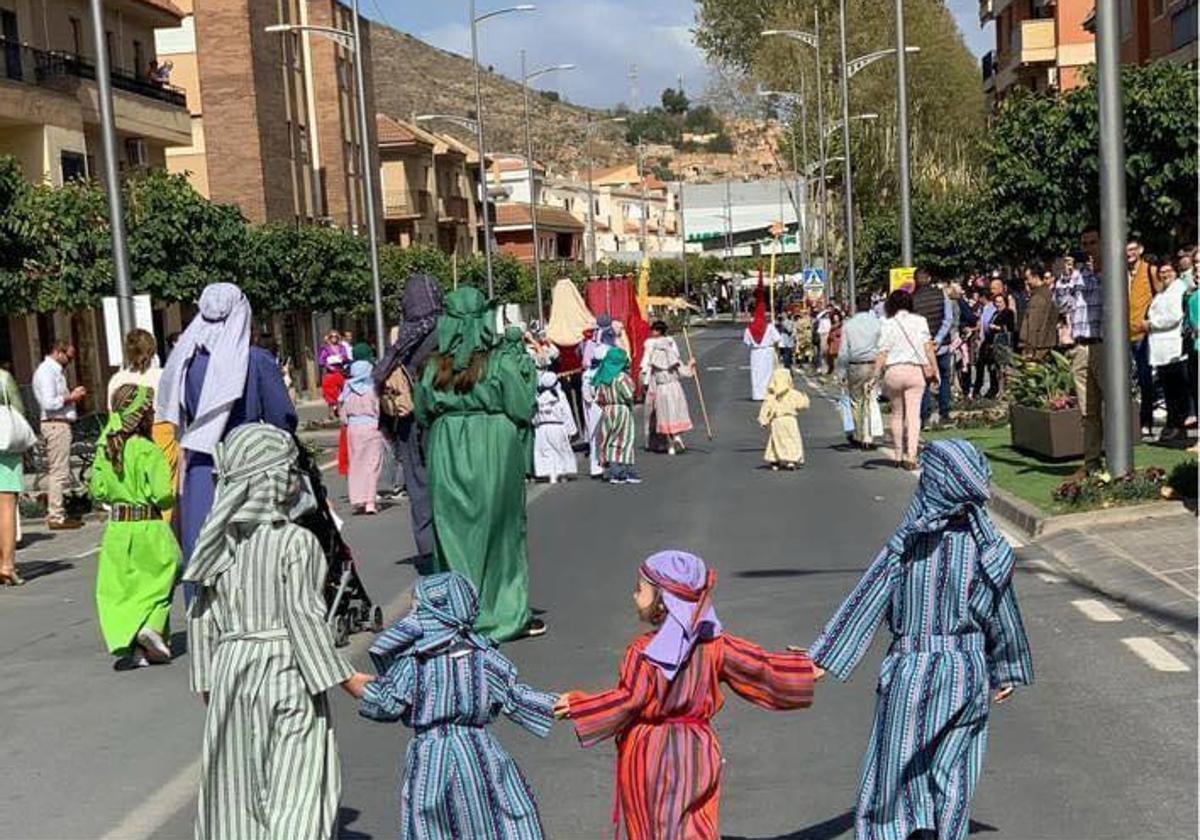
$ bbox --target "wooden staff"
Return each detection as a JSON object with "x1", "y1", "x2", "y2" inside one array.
[{"x1": 681, "y1": 326, "x2": 713, "y2": 440}]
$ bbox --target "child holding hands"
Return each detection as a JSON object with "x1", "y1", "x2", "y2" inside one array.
[{"x1": 555, "y1": 550, "x2": 816, "y2": 840}]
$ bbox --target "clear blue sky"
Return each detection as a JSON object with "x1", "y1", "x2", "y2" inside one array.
[{"x1": 365, "y1": 0, "x2": 993, "y2": 109}]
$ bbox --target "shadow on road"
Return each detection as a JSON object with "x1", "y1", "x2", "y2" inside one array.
[
  {"x1": 15, "y1": 559, "x2": 73, "y2": 581},
  {"x1": 736, "y1": 569, "x2": 864, "y2": 579},
  {"x1": 338, "y1": 807, "x2": 373, "y2": 839},
  {"x1": 724, "y1": 813, "x2": 998, "y2": 840}
]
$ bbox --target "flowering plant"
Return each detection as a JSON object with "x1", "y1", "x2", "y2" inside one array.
[{"x1": 1053, "y1": 467, "x2": 1167, "y2": 507}]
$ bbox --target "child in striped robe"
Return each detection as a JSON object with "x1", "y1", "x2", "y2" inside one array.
[
  {"x1": 555, "y1": 551, "x2": 816, "y2": 840},
  {"x1": 360, "y1": 572, "x2": 557, "y2": 840}
]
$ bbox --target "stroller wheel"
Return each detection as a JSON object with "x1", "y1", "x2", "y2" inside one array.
[
  {"x1": 346, "y1": 605, "x2": 361, "y2": 633},
  {"x1": 333, "y1": 614, "x2": 350, "y2": 647},
  {"x1": 371, "y1": 605, "x2": 384, "y2": 633}
]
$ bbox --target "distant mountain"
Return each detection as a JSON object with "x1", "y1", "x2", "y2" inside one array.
[{"x1": 369, "y1": 26, "x2": 633, "y2": 176}]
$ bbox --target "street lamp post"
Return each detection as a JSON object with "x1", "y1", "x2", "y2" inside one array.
[
  {"x1": 470, "y1": 2, "x2": 536, "y2": 297},
  {"x1": 836, "y1": 0, "x2": 856, "y2": 308},
  {"x1": 584, "y1": 115, "x2": 625, "y2": 273},
  {"x1": 89, "y1": 0, "x2": 134, "y2": 333},
  {"x1": 894, "y1": 0, "x2": 913, "y2": 265},
  {"x1": 266, "y1": 3, "x2": 387, "y2": 356},
  {"x1": 520, "y1": 52, "x2": 575, "y2": 318}
]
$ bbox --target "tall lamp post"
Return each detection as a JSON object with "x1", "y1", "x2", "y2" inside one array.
[
  {"x1": 89, "y1": 0, "x2": 134, "y2": 333},
  {"x1": 520, "y1": 52, "x2": 575, "y2": 318},
  {"x1": 470, "y1": 2, "x2": 536, "y2": 296},
  {"x1": 266, "y1": 4, "x2": 387, "y2": 356},
  {"x1": 583, "y1": 115, "x2": 626, "y2": 273},
  {"x1": 893, "y1": 0, "x2": 913, "y2": 266}
]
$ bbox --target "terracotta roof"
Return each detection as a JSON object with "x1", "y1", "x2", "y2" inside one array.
[
  {"x1": 376, "y1": 114, "x2": 435, "y2": 148},
  {"x1": 488, "y1": 156, "x2": 544, "y2": 174},
  {"x1": 135, "y1": 0, "x2": 185, "y2": 20},
  {"x1": 494, "y1": 203, "x2": 585, "y2": 231},
  {"x1": 590, "y1": 163, "x2": 638, "y2": 184}
]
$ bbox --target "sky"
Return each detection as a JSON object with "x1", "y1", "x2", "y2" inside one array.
[{"x1": 366, "y1": 0, "x2": 993, "y2": 110}]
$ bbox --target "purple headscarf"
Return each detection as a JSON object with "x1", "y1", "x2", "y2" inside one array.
[{"x1": 640, "y1": 551, "x2": 722, "y2": 680}]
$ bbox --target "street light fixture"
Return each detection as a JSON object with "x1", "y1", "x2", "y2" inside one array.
[
  {"x1": 265, "y1": 1, "x2": 387, "y2": 357},
  {"x1": 520, "y1": 53, "x2": 575, "y2": 319},
  {"x1": 757, "y1": 88, "x2": 808, "y2": 266},
  {"x1": 846, "y1": 45, "x2": 920, "y2": 79},
  {"x1": 584, "y1": 115, "x2": 626, "y2": 272},
  {"x1": 470, "y1": 2, "x2": 537, "y2": 296},
  {"x1": 825, "y1": 113, "x2": 879, "y2": 138}
]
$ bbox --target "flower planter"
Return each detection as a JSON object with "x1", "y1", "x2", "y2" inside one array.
[{"x1": 1009, "y1": 405, "x2": 1083, "y2": 459}]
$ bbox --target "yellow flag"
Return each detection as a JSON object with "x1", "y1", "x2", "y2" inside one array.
[{"x1": 637, "y1": 255, "x2": 650, "y2": 317}]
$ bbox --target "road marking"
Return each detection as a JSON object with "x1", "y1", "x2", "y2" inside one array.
[
  {"x1": 1071, "y1": 598, "x2": 1123, "y2": 622},
  {"x1": 737, "y1": 365, "x2": 751, "y2": 370},
  {"x1": 319, "y1": 458, "x2": 336, "y2": 471},
  {"x1": 1035, "y1": 572, "x2": 1066, "y2": 584},
  {"x1": 997, "y1": 526, "x2": 1025, "y2": 548},
  {"x1": 705, "y1": 366, "x2": 726, "y2": 371},
  {"x1": 1122, "y1": 637, "x2": 1191, "y2": 672}
]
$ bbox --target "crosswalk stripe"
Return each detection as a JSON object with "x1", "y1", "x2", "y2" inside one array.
[
  {"x1": 1071, "y1": 598, "x2": 1123, "y2": 622},
  {"x1": 1035, "y1": 572, "x2": 1066, "y2": 584},
  {"x1": 1122, "y1": 637, "x2": 1191, "y2": 672},
  {"x1": 705, "y1": 366, "x2": 726, "y2": 371}
]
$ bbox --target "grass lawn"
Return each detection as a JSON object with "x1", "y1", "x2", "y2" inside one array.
[{"x1": 925, "y1": 425, "x2": 1195, "y2": 514}]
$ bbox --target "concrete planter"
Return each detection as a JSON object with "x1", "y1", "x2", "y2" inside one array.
[{"x1": 1009, "y1": 405, "x2": 1083, "y2": 459}]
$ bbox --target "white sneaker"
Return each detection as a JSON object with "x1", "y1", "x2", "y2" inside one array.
[{"x1": 137, "y1": 627, "x2": 172, "y2": 663}]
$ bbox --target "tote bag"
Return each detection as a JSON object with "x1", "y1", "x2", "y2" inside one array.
[{"x1": 0, "y1": 383, "x2": 36, "y2": 454}]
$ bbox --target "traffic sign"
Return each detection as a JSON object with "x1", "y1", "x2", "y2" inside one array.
[
  {"x1": 801, "y1": 267, "x2": 826, "y2": 292},
  {"x1": 889, "y1": 266, "x2": 915, "y2": 292}
]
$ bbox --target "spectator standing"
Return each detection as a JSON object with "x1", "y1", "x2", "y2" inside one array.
[
  {"x1": 836, "y1": 292, "x2": 882, "y2": 448},
  {"x1": 777, "y1": 313, "x2": 796, "y2": 369},
  {"x1": 0, "y1": 364, "x2": 26, "y2": 584},
  {"x1": 1126, "y1": 238, "x2": 1158, "y2": 435},
  {"x1": 911, "y1": 269, "x2": 955, "y2": 425},
  {"x1": 32, "y1": 340, "x2": 86, "y2": 530},
  {"x1": 983, "y1": 294, "x2": 1016, "y2": 398},
  {"x1": 1018, "y1": 266, "x2": 1059, "y2": 360},
  {"x1": 1182, "y1": 249, "x2": 1199, "y2": 427},
  {"x1": 1054, "y1": 240, "x2": 1106, "y2": 476},
  {"x1": 1145, "y1": 259, "x2": 1191, "y2": 443},
  {"x1": 873, "y1": 290, "x2": 937, "y2": 471}
]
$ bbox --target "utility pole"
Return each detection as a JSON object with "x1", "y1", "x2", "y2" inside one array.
[
  {"x1": 837, "y1": 0, "x2": 857, "y2": 308},
  {"x1": 678, "y1": 182, "x2": 689, "y2": 301},
  {"x1": 349, "y1": 0, "x2": 385, "y2": 355},
  {"x1": 520, "y1": 49, "x2": 543, "y2": 317},
  {"x1": 894, "y1": 0, "x2": 913, "y2": 265},
  {"x1": 814, "y1": 8, "x2": 830, "y2": 278},
  {"x1": 1096, "y1": 0, "x2": 1133, "y2": 475},
  {"x1": 89, "y1": 0, "x2": 134, "y2": 334},
  {"x1": 637, "y1": 139, "x2": 648, "y2": 253},
  {"x1": 797, "y1": 63, "x2": 810, "y2": 267}
]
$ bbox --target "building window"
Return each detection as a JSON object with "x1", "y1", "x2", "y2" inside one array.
[
  {"x1": 105, "y1": 31, "x2": 116, "y2": 69},
  {"x1": 1153, "y1": 0, "x2": 1167, "y2": 17},
  {"x1": 69, "y1": 17, "x2": 83, "y2": 56},
  {"x1": 61, "y1": 152, "x2": 87, "y2": 182}
]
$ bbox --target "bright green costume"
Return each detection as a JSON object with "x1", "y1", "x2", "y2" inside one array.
[
  {"x1": 414, "y1": 288, "x2": 536, "y2": 641},
  {"x1": 91, "y1": 386, "x2": 179, "y2": 654}
]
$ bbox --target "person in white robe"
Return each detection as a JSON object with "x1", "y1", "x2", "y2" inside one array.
[
  {"x1": 743, "y1": 321, "x2": 781, "y2": 402},
  {"x1": 533, "y1": 372, "x2": 578, "y2": 482}
]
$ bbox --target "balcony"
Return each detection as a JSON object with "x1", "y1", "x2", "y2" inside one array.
[
  {"x1": 384, "y1": 189, "x2": 430, "y2": 219},
  {"x1": 981, "y1": 50, "x2": 996, "y2": 91},
  {"x1": 438, "y1": 194, "x2": 469, "y2": 223},
  {"x1": 1019, "y1": 19, "x2": 1056, "y2": 64},
  {"x1": 1, "y1": 39, "x2": 187, "y2": 108},
  {"x1": 979, "y1": 0, "x2": 993, "y2": 24}
]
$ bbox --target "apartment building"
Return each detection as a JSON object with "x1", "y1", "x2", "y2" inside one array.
[
  {"x1": 0, "y1": 0, "x2": 191, "y2": 185},
  {"x1": 377, "y1": 113, "x2": 474, "y2": 256},
  {"x1": 155, "y1": 0, "x2": 379, "y2": 228},
  {"x1": 578, "y1": 163, "x2": 680, "y2": 260},
  {"x1": 980, "y1": 0, "x2": 1197, "y2": 102}
]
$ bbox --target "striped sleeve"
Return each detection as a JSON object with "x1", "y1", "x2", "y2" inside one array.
[
  {"x1": 281, "y1": 529, "x2": 354, "y2": 695},
  {"x1": 567, "y1": 640, "x2": 656, "y2": 748},
  {"x1": 719, "y1": 634, "x2": 814, "y2": 710},
  {"x1": 187, "y1": 586, "x2": 219, "y2": 694},
  {"x1": 500, "y1": 659, "x2": 557, "y2": 739},
  {"x1": 809, "y1": 545, "x2": 898, "y2": 681},
  {"x1": 984, "y1": 581, "x2": 1034, "y2": 689},
  {"x1": 360, "y1": 656, "x2": 414, "y2": 723}
]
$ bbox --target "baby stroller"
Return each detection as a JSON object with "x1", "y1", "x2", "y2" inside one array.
[{"x1": 294, "y1": 438, "x2": 383, "y2": 647}]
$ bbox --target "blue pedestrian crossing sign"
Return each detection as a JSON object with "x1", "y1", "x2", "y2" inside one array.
[{"x1": 801, "y1": 268, "x2": 826, "y2": 292}]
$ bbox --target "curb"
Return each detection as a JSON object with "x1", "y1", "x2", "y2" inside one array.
[{"x1": 989, "y1": 486, "x2": 1194, "y2": 540}]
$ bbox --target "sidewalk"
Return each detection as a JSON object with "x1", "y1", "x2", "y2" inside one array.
[{"x1": 1034, "y1": 509, "x2": 1198, "y2": 642}]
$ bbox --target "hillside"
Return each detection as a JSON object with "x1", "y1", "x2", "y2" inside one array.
[{"x1": 369, "y1": 26, "x2": 633, "y2": 176}]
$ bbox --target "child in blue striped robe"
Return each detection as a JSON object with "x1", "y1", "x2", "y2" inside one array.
[
  {"x1": 807, "y1": 438, "x2": 1034, "y2": 840},
  {"x1": 359, "y1": 572, "x2": 557, "y2": 840}
]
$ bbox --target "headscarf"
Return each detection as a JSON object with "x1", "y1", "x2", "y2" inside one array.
[
  {"x1": 547, "y1": 278, "x2": 595, "y2": 346},
  {"x1": 375, "y1": 273, "x2": 444, "y2": 387},
  {"x1": 438, "y1": 286, "x2": 496, "y2": 371},
  {"x1": 340, "y1": 360, "x2": 375, "y2": 400},
  {"x1": 766, "y1": 367, "x2": 794, "y2": 398},
  {"x1": 352, "y1": 342, "x2": 374, "y2": 363},
  {"x1": 747, "y1": 270, "x2": 767, "y2": 343},
  {"x1": 368, "y1": 572, "x2": 491, "y2": 673},
  {"x1": 595, "y1": 313, "x2": 617, "y2": 347},
  {"x1": 886, "y1": 439, "x2": 1014, "y2": 589},
  {"x1": 183, "y1": 424, "x2": 299, "y2": 587},
  {"x1": 155, "y1": 282, "x2": 252, "y2": 455},
  {"x1": 100, "y1": 384, "x2": 154, "y2": 475},
  {"x1": 537, "y1": 371, "x2": 558, "y2": 392},
  {"x1": 640, "y1": 551, "x2": 722, "y2": 680},
  {"x1": 591, "y1": 346, "x2": 628, "y2": 387}
]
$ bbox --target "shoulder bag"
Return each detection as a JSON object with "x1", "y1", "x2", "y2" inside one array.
[
  {"x1": 896, "y1": 317, "x2": 939, "y2": 385},
  {"x1": 0, "y1": 380, "x2": 36, "y2": 454}
]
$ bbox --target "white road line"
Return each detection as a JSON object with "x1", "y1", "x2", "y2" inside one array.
[
  {"x1": 705, "y1": 366, "x2": 726, "y2": 371},
  {"x1": 997, "y1": 526, "x2": 1025, "y2": 548},
  {"x1": 1122, "y1": 637, "x2": 1191, "y2": 672},
  {"x1": 737, "y1": 365, "x2": 752, "y2": 370},
  {"x1": 1035, "y1": 572, "x2": 1066, "y2": 584},
  {"x1": 1071, "y1": 598, "x2": 1123, "y2": 622},
  {"x1": 319, "y1": 458, "x2": 336, "y2": 471}
]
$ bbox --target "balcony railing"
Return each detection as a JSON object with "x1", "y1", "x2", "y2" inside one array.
[
  {"x1": 1019, "y1": 19, "x2": 1056, "y2": 64},
  {"x1": 0, "y1": 39, "x2": 187, "y2": 108},
  {"x1": 384, "y1": 189, "x2": 431, "y2": 219},
  {"x1": 438, "y1": 194, "x2": 469, "y2": 222},
  {"x1": 981, "y1": 50, "x2": 996, "y2": 88}
]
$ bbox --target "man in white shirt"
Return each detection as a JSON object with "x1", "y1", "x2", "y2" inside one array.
[
  {"x1": 837, "y1": 292, "x2": 883, "y2": 448},
  {"x1": 31, "y1": 341, "x2": 87, "y2": 529}
]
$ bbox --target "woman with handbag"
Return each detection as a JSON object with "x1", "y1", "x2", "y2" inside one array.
[
  {"x1": 0, "y1": 363, "x2": 32, "y2": 586},
  {"x1": 873, "y1": 290, "x2": 938, "y2": 471}
]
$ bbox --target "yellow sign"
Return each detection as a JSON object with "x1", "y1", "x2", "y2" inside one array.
[{"x1": 889, "y1": 266, "x2": 916, "y2": 292}]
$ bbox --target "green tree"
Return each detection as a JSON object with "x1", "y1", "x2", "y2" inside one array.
[{"x1": 661, "y1": 87, "x2": 690, "y2": 115}]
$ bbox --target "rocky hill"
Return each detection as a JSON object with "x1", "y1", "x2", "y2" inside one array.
[{"x1": 370, "y1": 26, "x2": 633, "y2": 176}]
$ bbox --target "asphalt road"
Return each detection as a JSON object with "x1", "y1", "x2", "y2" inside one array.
[{"x1": 1, "y1": 326, "x2": 1195, "y2": 840}]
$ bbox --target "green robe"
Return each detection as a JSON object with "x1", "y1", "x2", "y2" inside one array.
[
  {"x1": 90, "y1": 436, "x2": 179, "y2": 654},
  {"x1": 415, "y1": 352, "x2": 536, "y2": 641},
  {"x1": 496, "y1": 333, "x2": 538, "y2": 474}
]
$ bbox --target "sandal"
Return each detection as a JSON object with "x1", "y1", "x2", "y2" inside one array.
[{"x1": 0, "y1": 570, "x2": 25, "y2": 587}]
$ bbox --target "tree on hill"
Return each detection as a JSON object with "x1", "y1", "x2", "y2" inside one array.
[{"x1": 661, "y1": 87, "x2": 690, "y2": 114}]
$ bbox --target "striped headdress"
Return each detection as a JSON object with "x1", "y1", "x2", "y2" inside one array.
[
  {"x1": 368, "y1": 572, "x2": 492, "y2": 673},
  {"x1": 183, "y1": 424, "x2": 299, "y2": 586},
  {"x1": 101, "y1": 384, "x2": 154, "y2": 474},
  {"x1": 889, "y1": 438, "x2": 1014, "y2": 588}
]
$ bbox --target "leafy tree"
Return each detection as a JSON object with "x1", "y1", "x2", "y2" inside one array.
[{"x1": 661, "y1": 87, "x2": 690, "y2": 115}]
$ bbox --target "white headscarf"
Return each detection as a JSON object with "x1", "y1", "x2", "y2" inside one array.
[{"x1": 155, "y1": 283, "x2": 252, "y2": 455}]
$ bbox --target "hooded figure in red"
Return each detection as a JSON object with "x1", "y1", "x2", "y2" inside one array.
[{"x1": 742, "y1": 271, "x2": 779, "y2": 400}]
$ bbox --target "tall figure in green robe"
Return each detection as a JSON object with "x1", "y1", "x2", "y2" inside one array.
[
  {"x1": 497, "y1": 323, "x2": 538, "y2": 475},
  {"x1": 415, "y1": 287, "x2": 542, "y2": 641},
  {"x1": 92, "y1": 384, "x2": 179, "y2": 669}
]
